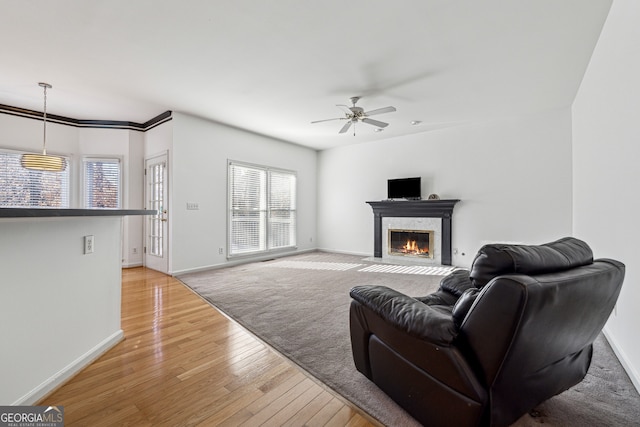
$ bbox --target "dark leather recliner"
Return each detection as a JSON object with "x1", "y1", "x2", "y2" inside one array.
[{"x1": 349, "y1": 237, "x2": 625, "y2": 427}]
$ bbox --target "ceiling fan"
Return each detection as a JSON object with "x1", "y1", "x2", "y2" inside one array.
[{"x1": 311, "y1": 96, "x2": 396, "y2": 135}]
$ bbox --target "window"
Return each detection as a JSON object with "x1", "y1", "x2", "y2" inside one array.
[
  {"x1": 0, "y1": 150, "x2": 70, "y2": 208},
  {"x1": 228, "y1": 161, "x2": 296, "y2": 256},
  {"x1": 83, "y1": 158, "x2": 121, "y2": 209}
]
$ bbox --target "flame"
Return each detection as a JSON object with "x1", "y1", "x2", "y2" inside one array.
[{"x1": 401, "y1": 239, "x2": 428, "y2": 255}]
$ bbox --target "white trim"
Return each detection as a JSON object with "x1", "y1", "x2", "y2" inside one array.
[
  {"x1": 12, "y1": 330, "x2": 124, "y2": 405},
  {"x1": 315, "y1": 248, "x2": 370, "y2": 258},
  {"x1": 227, "y1": 159, "x2": 297, "y2": 258},
  {"x1": 0, "y1": 148, "x2": 72, "y2": 208},
  {"x1": 172, "y1": 248, "x2": 315, "y2": 276},
  {"x1": 143, "y1": 151, "x2": 170, "y2": 274},
  {"x1": 122, "y1": 262, "x2": 143, "y2": 268},
  {"x1": 82, "y1": 156, "x2": 123, "y2": 209}
]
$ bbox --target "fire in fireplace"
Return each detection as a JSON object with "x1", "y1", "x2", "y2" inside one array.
[{"x1": 388, "y1": 229, "x2": 434, "y2": 258}]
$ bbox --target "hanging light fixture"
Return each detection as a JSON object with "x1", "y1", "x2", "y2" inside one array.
[{"x1": 21, "y1": 82, "x2": 67, "y2": 172}]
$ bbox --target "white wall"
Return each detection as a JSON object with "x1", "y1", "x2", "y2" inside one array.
[
  {"x1": 144, "y1": 119, "x2": 174, "y2": 159},
  {"x1": 124, "y1": 130, "x2": 145, "y2": 266},
  {"x1": 78, "y1": 128, "x2": 145, "y2": 266},
  {"x1": 0, "y1": 114, "x2": 146, "y2": 267},
  {"x1": 143, "y1": 120, "x2": 174, "y2": 273},
  {"x1": 155, "y1": 112, "x2": 317, "y2": 274},
  {"x1": 0, "y1": 115, "x2": 79, "y2": 156},
  {"x1": 572, "y1": 0, "x2": 640, "y2": 390},
  {"x1": 0, "y1": 216, "x2": 124, "y2": 405},
  {"x1": 317, "y1": 109, "x2": 574, "y2": 268},
  {"x1": 0, "y1": 114, "x2": 79, "y2": 204}
]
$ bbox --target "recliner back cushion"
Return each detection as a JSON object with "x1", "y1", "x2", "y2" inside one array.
[
  {"x1": 469, "y1": 237, "x2": 593, "y2": 288},
  {"x1": 451, "y1": 288, "x2": 480, "y2": 327}
]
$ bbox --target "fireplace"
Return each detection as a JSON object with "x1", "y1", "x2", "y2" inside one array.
[
  {"x1": 366, "y1": 199, "x2": 459, "y2": 265},
  {"x1": 388, "y1": 229, "x2": 434, "y2": 258}
]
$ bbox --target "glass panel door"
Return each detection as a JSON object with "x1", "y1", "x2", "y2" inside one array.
[{"x1": 144, "y1": 153, "x2": 168, "y2": 273}]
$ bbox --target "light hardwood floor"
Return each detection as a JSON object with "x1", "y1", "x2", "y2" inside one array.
[{"x1": 40, "y1": 267, "x2": 378, "y2": 426}]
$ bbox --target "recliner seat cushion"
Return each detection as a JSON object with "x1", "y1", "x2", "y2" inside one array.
[
  {"x1": 439, "y1": 269, "x2": 474, "y2": 296},
  {"x1": 417, "y1": 269, "x2": 473, "y2": 307},
  {"x1": 470, "y1": 237, "x2": 593, "y2": 288}
]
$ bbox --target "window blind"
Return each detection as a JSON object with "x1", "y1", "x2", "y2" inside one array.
[
  {"x1": 0, "y1": 150, "x2": 70, "y2": 208},
  {"x1": 84, "y1": 158, "x2": 121, "y2": 209},
  {"x1": 228, "y1": 161, "x2": 296, "y2": 256},
  {"x1": 268, "y1": 170, "x2": 296, "y2": 250}
]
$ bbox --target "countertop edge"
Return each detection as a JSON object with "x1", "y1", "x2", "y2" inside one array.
[{"x1": 0, "y1": 208, "x2": 156, "y2": 218}]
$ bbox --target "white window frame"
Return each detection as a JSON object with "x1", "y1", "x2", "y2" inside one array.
[
  {"x1": 0, "y1": 148, "x2": 71, "y2": 208},
  {"x1": 228, "y1": 160, "x2": 297, "y2": 258},
  {"x1": 82, "y1": 157, "x2": 122, "y2": 209}
]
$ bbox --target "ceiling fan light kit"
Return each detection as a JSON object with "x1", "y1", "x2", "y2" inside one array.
[{"x1": 311, "y1": 96, "x2": 396, "y2": 136}]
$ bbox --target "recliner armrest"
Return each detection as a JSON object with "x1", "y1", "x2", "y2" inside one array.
[{"x1": 350, "y1": 285, "x2": 458, "y2": 346}]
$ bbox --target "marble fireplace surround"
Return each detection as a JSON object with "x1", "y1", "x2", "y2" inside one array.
[
  {"x1": 384, "y1": 217, "x2": 442, "y2": 263},
  {"x1": 366, "y1": 200, "x2": 460, "y2": 266}
]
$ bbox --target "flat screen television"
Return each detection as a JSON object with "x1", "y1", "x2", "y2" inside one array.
[{"x1": 387, "y1": 177, "x2": 421, "y2": 200}]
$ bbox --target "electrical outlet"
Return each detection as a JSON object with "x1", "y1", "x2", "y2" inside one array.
[
  {"x1": 218, "y1": 247, "x2": 224, "y2": 255},
  {"x1": 132, "y1": 247, "x2": 138, "y2": 254},
  {"x1": 84, "y1": 235, "x2": 94, "y2": 254}
]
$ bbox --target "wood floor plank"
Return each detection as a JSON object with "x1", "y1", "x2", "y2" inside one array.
[
  {"x1": 240, "y1": 376, "x2": 317, "y2": 426},
  {"x1": 263, "y1": 380, "x2": 325, "y2": 425},
  {"x1": 280, "y1": 390, "x2": 335, "y2": 427},
  {"x1": 242, "y1": 371, "x2": 309, "y2": 420},
  {"x1": 325, "y1": 406, "x2": 367, "y2": 427},
  {"x1": 306, "y1": 397, "x2": 349, "y2": 427},
  {"x1": 39, "y1": 267, "x2": 378, "y2": 426}
]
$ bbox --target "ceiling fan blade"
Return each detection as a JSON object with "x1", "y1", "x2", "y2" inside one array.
[
  {"x1": 331, "y1": 105, "x2": 348, "y2": 115},
  {"x1": 364, "y1": 106, "x2": 396, "y2": 116},
  {"x1": 339, "y1": 121, "x2": 353, "y2": 134},
  {"x1": 311, "y1": 117, "x2": 344, "y2": 124},
  {"x1": 362, "y1": 118, "x2": 389, "y2": 128}
]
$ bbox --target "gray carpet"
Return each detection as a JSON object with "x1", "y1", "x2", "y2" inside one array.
[{"x1": 178, "y1": 251, "x2": 640, "y2": 426}]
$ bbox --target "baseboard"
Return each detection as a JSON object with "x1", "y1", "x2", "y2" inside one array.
[
  {"x1": 13, "y1": 330, "x2": 124, "y2": 405},
  {"x1": 171, "y1": 248, "x2": 318, "y2": 276},
  {"x1": 602, "y1": 327, "x2": 640, "y2": 394},
  {"x1": 316, "y1": 247, "x2": 371, "y2": 258},
  {"x1": 122, "y1": 262, "x2": 143, "y2": 268}
]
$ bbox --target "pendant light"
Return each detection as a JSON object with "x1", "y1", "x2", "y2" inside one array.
[{"x1": 21, "y1": 83, "x2": 67, "y2": 172}]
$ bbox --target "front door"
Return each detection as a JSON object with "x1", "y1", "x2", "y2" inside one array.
[{"x1": 144, "y1": 153, "x2": 169, "y2": 274}]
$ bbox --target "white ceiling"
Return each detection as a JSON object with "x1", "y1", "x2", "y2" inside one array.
[{"x1": 0, "y1": 0, "x2": 611, "y2": 150}]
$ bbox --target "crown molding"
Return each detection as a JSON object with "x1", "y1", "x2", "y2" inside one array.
[{"x1": 0, "y1": 104, "x2": 171, "y2": 131}]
